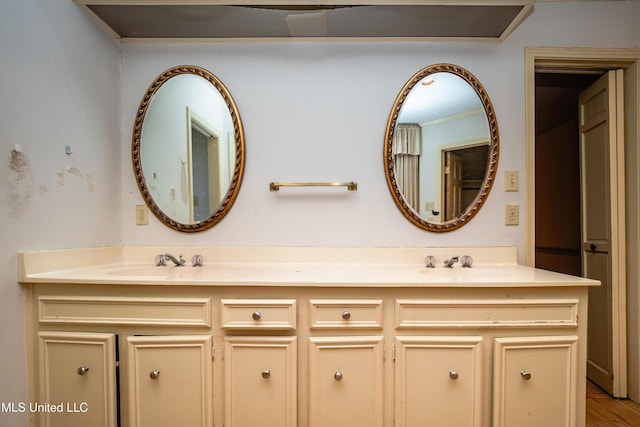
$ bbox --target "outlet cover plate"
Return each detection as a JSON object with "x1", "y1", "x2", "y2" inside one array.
[
  {"x1": 505, "y1": 204, "x2": 519, "y2": 225},
  {"x1": 136, "y1": 205, "x2": 149, "y2": 225}
]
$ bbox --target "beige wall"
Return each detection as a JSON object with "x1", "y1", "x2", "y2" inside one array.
[
  {"x1": 0, "y1": 1, "x2": 120, "y2": 426},
  {"x1": 0, "y1": 1, "x2": 639, "y2": 426}
]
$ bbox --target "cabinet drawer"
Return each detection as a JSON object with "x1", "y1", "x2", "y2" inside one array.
[
  {"x1": 309, "y1": 299, "x2": 383, "y2": 329},
  {"x1": 221, "y1": 299, "x2": 296, "y2": 330},
  {"x1": 396, "y1": 299, "x2": 579, "y2": 329},
  {"x1": 38, "y1": 296, "x2": 212, "y2": 327}
]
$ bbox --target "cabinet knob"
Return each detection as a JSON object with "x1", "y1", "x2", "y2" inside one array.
[
  {"x1": 520, "y1": 370, "x2": 532, "y2": 380},
  {"x1": 342, "y1": 311, "x2": 351, "y2": 320},
  {"x1": 77, "y1": 366, "x2": 90, "y2": 376},
  {"x1": 449, "y1": 370, "x2": 459, "y2": 380},
  {"x1": 252, "y1": 311, "x2": 262, "y2": 320},
  {"x1": 334, "y1": 371, "x2": 343, "y2": 381},
  {"x1": 149, "y1": 370, "x2": 160, "y2": 380},
  {"x1": 262, "y1": 369, "x2": 271, "y2": 379}
]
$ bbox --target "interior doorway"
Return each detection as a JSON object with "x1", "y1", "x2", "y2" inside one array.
[
  {"x1": 527, "y1": 48, "x2": 640, "y2": 401},
  {"x1": 534, "y1": 70, "x2": 626, "y2": 398},
  {"x1": 534, "y1": 72, "x2": 599, "y2": 276}
]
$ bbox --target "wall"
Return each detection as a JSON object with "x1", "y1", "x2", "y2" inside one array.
[
  {"x1": 120, "y1": 1, "x2": 638, "y2": 258},
  {"x1": 0, "y1": 1, "x2": 638, "y2": 426},
  {"x1": 0, "y1": 1, "x2": 120, "y2": 426}
]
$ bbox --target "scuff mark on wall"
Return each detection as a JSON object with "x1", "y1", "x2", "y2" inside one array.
[
  {"x1": 67, "y1": 166, "x2": 83, "y2": 177},
  {"x1": 7, "y1": 148, "x2": 33, "y2": 219},
  {"x1": 86, "y1": 174, "x2": 95, "y2": 192}
]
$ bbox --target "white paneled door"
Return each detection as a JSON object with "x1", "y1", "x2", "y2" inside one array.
[{"x1": 579, "y1": 69, "x2": 627, "y2": 397}]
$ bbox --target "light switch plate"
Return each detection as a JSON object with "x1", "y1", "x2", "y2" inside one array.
[{"x1": 505, "y1": 171, "x2": 519, "y2": 192}]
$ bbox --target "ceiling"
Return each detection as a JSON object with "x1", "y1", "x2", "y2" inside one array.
[
  {"x1": 75, "y1": 1, "x2": 534, "y2": 41},
  {"x1": 399, "y1": 71, "x2": 483, "y2": 124}
]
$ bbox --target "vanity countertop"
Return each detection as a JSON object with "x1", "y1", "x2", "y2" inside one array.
[{"x1": 18, "y1": 246, "x2": 599, "y2": 288}]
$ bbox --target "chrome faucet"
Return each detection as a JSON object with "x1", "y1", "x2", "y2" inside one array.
[
  {"x1": 443, "y1": 255, "x2": 459, "y2": 268},
  {"x1": 164, "y1": 253, "x2": 186, "y2": 266}
]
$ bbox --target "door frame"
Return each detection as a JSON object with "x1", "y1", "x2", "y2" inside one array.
[{"x1": 524, "y1": 47, "x2": 640, "y2": 400}]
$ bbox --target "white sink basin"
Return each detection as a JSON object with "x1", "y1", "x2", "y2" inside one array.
[
  {"x1": 107, "y1": 266, "x2": 173, "y2": 277},
  {"x1": 419, "y1": 267, "x2": 514, "y2": 281}
]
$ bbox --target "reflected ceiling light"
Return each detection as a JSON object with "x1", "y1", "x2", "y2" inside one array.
[{"x1": 421, "y1": 77, "x2": 436, "y2": 86}]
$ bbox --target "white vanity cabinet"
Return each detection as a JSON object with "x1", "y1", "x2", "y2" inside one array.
[
  {"x1": 224, "y1": 336, "x2": 297, "y2": 427},
  {"x1": 394, "y1": 335, "x2": 483, "y2": 427},
  {"x1": 394, "y1": 296, "x2": 585, "y2": 427},
  {"x1": 19, "y1": 247, "x2": 597, "y2": 427},
  {"x1": 308, "y1": 299, "x2": 385, "y2": 427},
  {"x1": 127, "y1": 335, "x2": 213, "y2": 427},
  {"x1": 492, "y1": 335, "x2": 579, "y2": 427},
  {"x1": 221, "y1": 299, "x2": 298, "y2": 427},
  {"x1": 308, "y1": 336, "x2": 385, "y2": 427},
  {"x1": 37, "y1": 331, "x2": 117, "y2": 427},
  {"x1": 26, "y1": 288, "x2": 215, "y2": 427}
]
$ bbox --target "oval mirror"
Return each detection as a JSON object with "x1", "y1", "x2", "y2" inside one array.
[
  {"x1": 132, "y1": 65, "x2": 245, "y2": 232},
  {"x1": 384, "y1": 63, "x2": 499, "y2": 232}
]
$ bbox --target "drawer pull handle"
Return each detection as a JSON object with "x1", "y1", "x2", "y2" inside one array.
[
  {"x1": 262, "y1": 369, "x2": 271, "y2": 379},
  {"x1": 449, "y1": 370, "x2": 459, "y2": 380},
  {"x1": 77, "y1": 366, "x2": 90, "y2": 376},
  {"x1": 150, "y1": 370, "x2": 160, "y2": 380},
  {"x1": 252, "y1": 311, "x2": 262, "y2": 320},
  {"x1": 520, "y1": 371, "x2": 531, "y2": 380},
  {"x1": 342, "y1": 311, "x2": 351, "y2": 320},
  {"x1": 334, "y1": 371, "x2": 343, "y2": 381}
]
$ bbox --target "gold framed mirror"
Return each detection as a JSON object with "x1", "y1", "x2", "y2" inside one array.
[
  {"x1": 132, "y1": 65, "x2": 245, "y2": 232},
  {"x1": 384, "y1": 63, "x2": 499, "y2": 232}
]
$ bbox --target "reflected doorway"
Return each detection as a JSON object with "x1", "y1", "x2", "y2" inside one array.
[
  {"x1": 188, "y1": 107, "x2": 222, "y2": 223},
  {"x1": 442, "y1": 145, "x2": 489, "y2": 221}
]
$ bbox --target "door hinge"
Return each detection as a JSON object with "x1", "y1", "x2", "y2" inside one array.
[
  {"x1": 392, "y1": 344, "x2": 396, "y2": 362},
  {"x1": 212, "y1": 346, "x2": 215, "y2": 361}
]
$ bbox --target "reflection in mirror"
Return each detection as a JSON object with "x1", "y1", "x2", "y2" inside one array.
[
  {"x1": 384, "y1": 64, "x2": 498, "y2": 232},
  {"x1": 132, "y1": 65, "x2": 245, "y2": 232}
]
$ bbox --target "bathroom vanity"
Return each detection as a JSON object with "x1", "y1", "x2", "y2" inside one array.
[{"x1": 19, "y1": 246, "x2": 598, "y2": 427}]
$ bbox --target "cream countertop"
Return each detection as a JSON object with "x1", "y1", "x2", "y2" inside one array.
[{"x1": 18, "y1": 246, "x2": 599, "y2": 288}]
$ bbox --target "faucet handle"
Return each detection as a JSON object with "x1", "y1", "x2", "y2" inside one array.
[
  {"x1": 154, "y1": 254, "x2": 166, "y2": 266},
  {"x1": 461, "y1": 255, "x2": 473, "y2": 268},
  {"x1": 191, "y1": 255, "x2": 204, "y2": 267},
  {"x1": 424, "y1": 256, "x2": 437, "y2": 268}
]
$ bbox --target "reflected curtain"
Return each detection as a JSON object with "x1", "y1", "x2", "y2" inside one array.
[{"x1": 393, "y1": 124, "x2": 421, "y2": 211}]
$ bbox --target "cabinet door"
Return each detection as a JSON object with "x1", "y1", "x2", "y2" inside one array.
[
  {"x1": 395, "y1": 336, "x2": 483, "y2": 427},
  {"x1": 127, "y1": 335, "x2": 212, "y2": 427},
  {"x1": 309, "y1": 336, "x2": 384, "y2": 427},
  {"x1": 224, "y1": 336, "x2": 297, "y2": 427},
  {"x1": 38, "y1": 331, "x2": 117, "y2": 427},
  {"x1": 493, "y1": 335, "x2": 579, "y2": 427}
]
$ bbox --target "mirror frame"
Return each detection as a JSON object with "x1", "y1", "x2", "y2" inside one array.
[
  {"x1": 384, "y1": 63, "x2": 499, "y2": 232},
  {"x1": 132, "y1": 65, "x2": 245, "y2": 232}
]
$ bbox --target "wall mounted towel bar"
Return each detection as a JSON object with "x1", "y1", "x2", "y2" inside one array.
[{"x1": 269, "y1": 181, "x2": 358, "y2": 191}]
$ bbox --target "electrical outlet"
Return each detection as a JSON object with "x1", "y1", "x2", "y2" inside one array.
[
  {"x1": 425, "y1": 201, "x2": 434, "y2": 211},
  {"x1": 136, "y1": 205, "x2": 148, "y2": 225},
  {"x1": 505, "y1": 204, "x2": 519, "y2": 225},
  {"x1": 505, "y1": 171, "x2": 519, "y2": 192}
]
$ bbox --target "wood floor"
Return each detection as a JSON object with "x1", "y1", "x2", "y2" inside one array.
[{"x1": 586, "y1": 380, "x2": 640, "y2": 426}]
